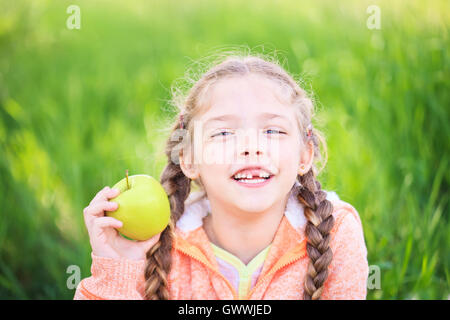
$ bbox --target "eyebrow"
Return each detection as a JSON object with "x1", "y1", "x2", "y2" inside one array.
[{"x1": 204, "y1": 112, "x2": 290, "y2": 127}]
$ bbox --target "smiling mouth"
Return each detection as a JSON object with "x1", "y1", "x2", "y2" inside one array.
[
  {"x1": 231, "y1": 174, "x2": 275, "y2": 188},
  {"x1": 232, "y1": 175, "x2": 273, "y2": 183}
]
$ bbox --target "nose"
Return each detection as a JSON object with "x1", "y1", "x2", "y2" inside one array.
[
  {"x1": 241, "y1": 149, "x2": 262, "y2": 157},
  {"x1": 241, "y1": 147, "x2": 263, "y2": 156},
  {"x1": 237, "y1": 142, "x2": 266, "y2": 167},
  {"x1": 238, "y1": 131, "x2": 264, "y2": 158}
]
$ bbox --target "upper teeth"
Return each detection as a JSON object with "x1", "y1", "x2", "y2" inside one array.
[{"x1": 234, "y1": 171, "x2": 271, "y2": 179}]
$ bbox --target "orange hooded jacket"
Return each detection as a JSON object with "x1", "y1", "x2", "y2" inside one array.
[{"x1": 74, "y1": 187, "x2": 369, "y2": 300}]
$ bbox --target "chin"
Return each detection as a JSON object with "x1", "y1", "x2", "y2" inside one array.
[{"x1": 232, "y1": 194, "x2": 276, "y2": 213}]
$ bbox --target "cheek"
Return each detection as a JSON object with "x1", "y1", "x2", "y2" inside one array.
[
  {"x1": 202, "y1": 139, "x2": 237, "y2": 165},
  {"x1": 200, "y1": 165, "x2": 224, "y2": 182},
  {"x1": 266, "y1": 137, "x2": 300, "y2": 168}
]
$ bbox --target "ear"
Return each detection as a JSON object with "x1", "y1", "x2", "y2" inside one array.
[
  {"x1": 179, "y1": 148, "x2": 200, "y2": 180},
  {"x1": 298, "y1": 140, "x2": 314, "y2": 176}
]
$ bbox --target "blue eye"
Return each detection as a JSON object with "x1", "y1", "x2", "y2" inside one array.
[
  {"x1": 212, "y1": 131, "x2": 232, "y2": 138},
  {"x1": 265, "y1": 129, "x2": 285, "y2": 135}
]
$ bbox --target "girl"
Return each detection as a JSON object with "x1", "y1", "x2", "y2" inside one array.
[{"x1": 75, "y1": 54, "x2": 369, "y2": 300}]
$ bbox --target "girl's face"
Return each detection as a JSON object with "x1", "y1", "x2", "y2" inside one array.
[{"x1": 185, "y1": 74, "x2": 310, "y2": 214}]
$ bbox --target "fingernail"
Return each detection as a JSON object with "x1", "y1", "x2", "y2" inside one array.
[{"x1": 111, "y1": 188, "x2": 120, "y2": 193}]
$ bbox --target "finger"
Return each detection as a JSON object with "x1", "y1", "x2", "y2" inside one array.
[
  {"x1": 83, "y1": 200, "x2": 119, "y2": 218},
  {"x1": 91, "y1": 217, "x2": 123, "y2": 235},
  {"x1": 90, "y1": 186, "x2": 121, "y2": 205},
  {"x1": 90, "y1": 186, "x2": 110, "y2": 205}
]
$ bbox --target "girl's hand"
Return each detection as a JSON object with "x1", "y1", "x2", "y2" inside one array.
[{"x1": 83, "y1": 186, "x2": 161, "y2": 261}]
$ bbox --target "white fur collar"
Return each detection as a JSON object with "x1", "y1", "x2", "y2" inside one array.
[{"x1": 176, "y1": 181, "x2": 340, "y2": 234}]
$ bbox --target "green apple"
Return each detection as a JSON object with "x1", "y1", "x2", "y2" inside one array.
[{"x1": 107, "y1": 170, "x2": 171, "y2": 241}]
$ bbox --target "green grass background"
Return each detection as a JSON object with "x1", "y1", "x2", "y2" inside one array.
[{"x1": 0, "y1": 0, "x2": 448, "y2": 299}]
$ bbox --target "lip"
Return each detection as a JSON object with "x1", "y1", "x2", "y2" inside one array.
[{"x1": 231, "y1": 174, "x2": 274, "y2": 188}]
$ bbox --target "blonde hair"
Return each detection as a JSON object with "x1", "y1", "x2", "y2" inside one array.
[{"x1": 144, "y1": 50, "x2": 334, "y2": 300}]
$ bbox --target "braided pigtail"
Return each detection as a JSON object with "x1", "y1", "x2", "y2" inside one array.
[
  {"x1": 143, "y1": 127, "x2": 191, "y2": 300},
  {"x1": 297, "y1": 169, "x2": 335, "y2": 300}
]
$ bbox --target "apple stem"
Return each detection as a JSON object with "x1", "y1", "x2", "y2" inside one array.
[{"x1": 126, "y1": 169, "x2": 130, "y2": 190}]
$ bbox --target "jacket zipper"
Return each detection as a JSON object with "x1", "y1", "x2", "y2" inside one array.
[
  {"x1": 244, "y1": 251, "x2": 306, "y2": 300},
  {"x1": 175, "y1": 245, "x2": 240, "y2": 300}
]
